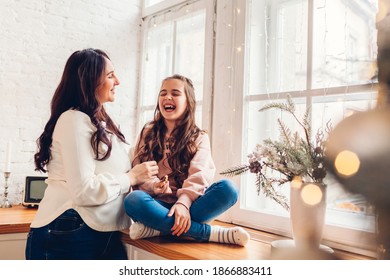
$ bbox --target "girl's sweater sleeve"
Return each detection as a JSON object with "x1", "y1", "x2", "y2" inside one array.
[
  {"x1": 56, "y1": 110, "x2": 131, "y2": 206},
  {"x1": 176, "y1": 133, "x2": 216, "y2": 209}
]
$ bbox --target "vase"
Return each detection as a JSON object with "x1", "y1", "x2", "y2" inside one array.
[{"x1": 290, "y1": 180, "x2": 326, "y2": 249}]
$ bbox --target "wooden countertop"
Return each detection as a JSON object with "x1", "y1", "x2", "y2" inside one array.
[{"x1": 0, "y1": 205, "x2": 37, "y2": 234}]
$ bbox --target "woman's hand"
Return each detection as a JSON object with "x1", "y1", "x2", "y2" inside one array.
[
  {"x1": 168, "y1": 203, "x2": 191, "y2": 236},
  {"x1": 127, "y1": 161, "x2": 158, "y2": 186}
]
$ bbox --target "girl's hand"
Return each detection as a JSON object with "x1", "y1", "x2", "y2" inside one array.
[
  {"x1": 168, "y1": 203, "x2": 191, "y2": 236},
  {"x1": 153, "y1": 176, "x2": 171, "y2": 195},
  {"x1": 127, "y1": 161, "x2": 158, "y2": 186}
]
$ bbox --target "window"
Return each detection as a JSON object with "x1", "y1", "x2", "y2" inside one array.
[
  {"x1": 139, "y1": 0, "x2": 380, "y2": 255},
  {"x1": 213, "y1": 0, "x2": 378, "y2": 254},
  {"x1": 137, "y1": 0, "x2": 214, "y2": 137}
]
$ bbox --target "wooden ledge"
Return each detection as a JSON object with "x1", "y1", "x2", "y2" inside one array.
[
  {"x1": 0, "y1": 206, "x2": 374, "y2": 260},
  {"x1": 121, "y1": 221, "x2": 374, "y2": 260},
  {"x1": 121, "y1": 233, "x2": 271, "y2": 260}
]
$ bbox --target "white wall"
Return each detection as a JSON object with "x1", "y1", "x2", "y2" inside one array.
[{"x1": 0, "y1": 0, "x2": 142, "y2": 204}]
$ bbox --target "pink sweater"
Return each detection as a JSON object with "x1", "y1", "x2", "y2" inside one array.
[{"x1": 132, "y1": 132, "x2": 216, "y2": 209}]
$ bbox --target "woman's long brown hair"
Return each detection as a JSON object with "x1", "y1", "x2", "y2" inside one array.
[
  {"x1": 133, "y1": 74, "x2": 203, "y2": 187},
  {"x1": 34, "y1": 48, "x2": 126, "y2": 172}
]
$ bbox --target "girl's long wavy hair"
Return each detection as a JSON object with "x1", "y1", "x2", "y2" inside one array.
[
  {"x1": 34, "y1": 48, "x2": 126, "y2": 172},
  {"x1": 133, "y1": 74, "x2": 203, "y2": 187}
]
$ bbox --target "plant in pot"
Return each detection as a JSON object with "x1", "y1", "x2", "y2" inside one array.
[{"x1": 221, "y1": 96, "x2": 332, "y2": 249}]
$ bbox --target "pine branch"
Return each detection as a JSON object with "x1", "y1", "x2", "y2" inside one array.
[
  {"x1": 259, "y1": 102, "x2": 293, "y2": 114},
  {"x1": 255, "y1": 173, "x2": 289, "y2": 211},
  {"x1": 265, "y1": 185, "x2": 290, "y2": 211},
  {"x1": 259, "y1": 96, "x2": 295, "y2": 113},
  {"x1": 277, "y1": 119, "x2": 293, "y2": 147},
  {"x1": 220, "y1": 164, "x2": 250, "y2": 177},
  {"x1": 292, "y1": 131, "x2": 300, "y2": 148},
  {"x1": 259, "y1": 95, "x2": 312, "y2": 148},
  {"x1": 303, "y1": 107, "x2": 312, "y2": 138}
]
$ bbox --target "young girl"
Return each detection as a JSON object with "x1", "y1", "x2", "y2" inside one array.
[{"x1": 124, "y1": 74, "x2": 250, "y2": 246}]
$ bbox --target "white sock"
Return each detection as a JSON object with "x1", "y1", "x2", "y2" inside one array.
[
  {"x1": 129, "y1": 222, "x2": 160, "y2": 240},
  {"x1": 209, "y1": 226, "x2": 250, "y2": 246}
]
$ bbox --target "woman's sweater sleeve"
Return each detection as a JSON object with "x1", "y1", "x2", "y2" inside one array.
[
  {"x1": 129, "y1": 134, "x2": 158, "y2": 194},
  {"x1": 55, "y1": 111, "x2": 130, "y2": 206},
  {"x1": 176, "y1": 133, "x2": 216, "y2": 208}
]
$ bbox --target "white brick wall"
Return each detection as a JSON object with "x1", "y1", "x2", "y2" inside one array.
[{"x1": 0, "y1": 0, "x2": 142, "y2": 204}]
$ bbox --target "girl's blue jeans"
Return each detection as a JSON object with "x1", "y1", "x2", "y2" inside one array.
[{"x1": 123, "y1": 179, "x2": 238, "y2": 241}]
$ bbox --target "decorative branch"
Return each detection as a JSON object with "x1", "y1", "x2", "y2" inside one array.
[
  {"x1": 220, "y1": 164, "x2": 249, "y2": 177},
  {"x1": 220, "y1": 96, "x2": 331, "y2": 212}
]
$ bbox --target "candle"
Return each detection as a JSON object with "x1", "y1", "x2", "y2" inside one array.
[{"x1": 4, "y1": 140, "x2": 12, "y2": 172}]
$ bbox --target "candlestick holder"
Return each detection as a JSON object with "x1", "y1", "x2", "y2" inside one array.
[{"x1": 1, "y1": 171, "x2": 12, "y2": 208}]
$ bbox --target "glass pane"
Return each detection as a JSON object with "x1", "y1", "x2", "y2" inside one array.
[
  {"x1": 311, "y1": 92, "x2": 377, "y2": 133},
  {"x1": 312, "y1": 0, "x2": 378, "y2": 88},
  {"x1": 247, "y1": 0, "x2": 378, "y2": 94},
  {"x1": 175, "y1": 11, "x2": 206, "y2": 102},
  {"x1": 145, "y1": 0, "x2": 165, "y2": 8},
  {"x1": 247, "y1": 0, "x2": 308, "y2": 94},
  {"x1": 139, "y1": 109, "x2": 156, "y2": 131},
  {"x1": 312, "y1": 93, "x2": 377, "y2": 230},
  {"x1": 142, "y1": 21, "x2": 174, "y2": 106}
]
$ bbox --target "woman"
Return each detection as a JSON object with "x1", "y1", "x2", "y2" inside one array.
[
  {"x1": 124, "y1": 74, "x2": 250, "y2": 246},
  {"x1": 26, "y1": 48, "x2": 158, "y2": 260}
]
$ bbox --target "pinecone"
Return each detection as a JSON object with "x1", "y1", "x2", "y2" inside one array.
[
  {"x1": 312, "y1": 167, "x2": 326, "y2": 180},
  {"x1": 249, "y1": 161, "x2": 262, "y2": 173},
  {"x1": 314, "y1": 146, "x2": 323, "y2": 155}
]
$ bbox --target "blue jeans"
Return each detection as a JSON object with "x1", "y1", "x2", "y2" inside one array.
[
  {"x1": 124, "y1": 179, "x2": 238, "y2": 241},
  {"x1": 25, "y1": 209, "x2": 127, "y2": 260}
]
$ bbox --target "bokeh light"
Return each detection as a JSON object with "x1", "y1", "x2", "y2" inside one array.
[
  {"x1": 290, "y1": 176, "x2": 303, "y2": 189},
  {"x1": 334, "y1": 150, "x2": 361, "y2": 177},
  {"x1": 301, "y1": 183, "x2": 323, "y2": 206}
]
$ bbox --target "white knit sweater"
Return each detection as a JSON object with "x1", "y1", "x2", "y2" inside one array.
[{"x1": 31, "y1": 109, "x2": 132, "y2": 231}]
